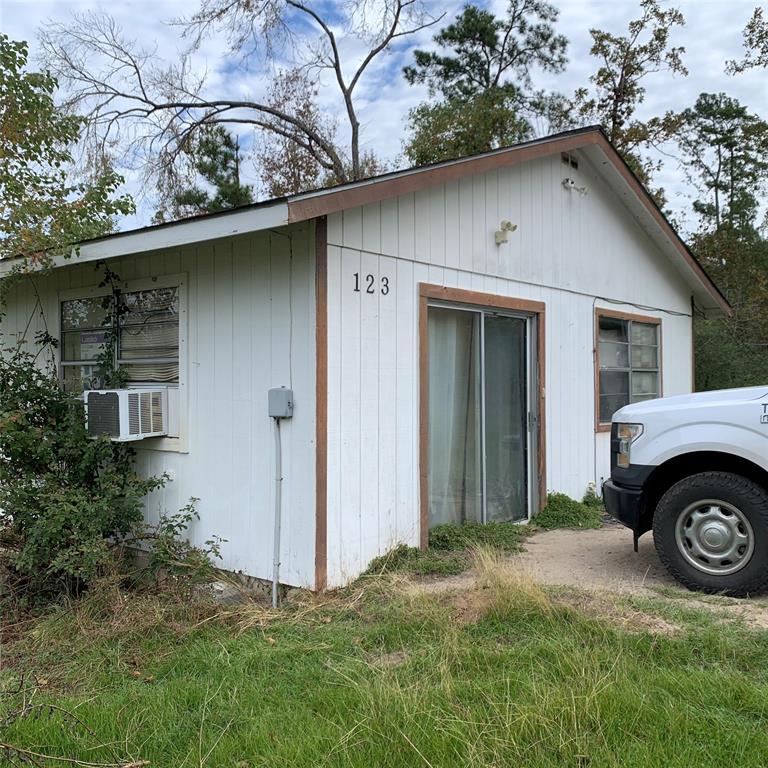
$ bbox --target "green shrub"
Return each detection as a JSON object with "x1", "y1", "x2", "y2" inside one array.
[
  {"x1": 581, "y1": 485, "x2": 605, "y2": 510},
  {"x1": 363, "y1": 544, "x2": 468, "y2": 577},
  {"x1": 534, "y1": 492, "x2": 603, "y2": 530},
  {"x1": 429, "y1": 521, "x2": 526, "y2": 552},
  {"x1": 133, "y1": 499, "x2": 225, "y2": 587},
  {"x1": 0, "y1": 347, "x2": 166, "y2": 596}
]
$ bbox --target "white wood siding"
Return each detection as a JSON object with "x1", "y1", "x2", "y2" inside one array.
[
  {"x1": 1, "y1": 226, "x2": 317, "y2": 587},
  {"x1": 325, "y1": 152, "x2": 693, "y2": 586}
]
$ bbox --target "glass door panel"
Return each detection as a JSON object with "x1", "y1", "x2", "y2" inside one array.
[
  {"x1": 484, "y1": 315, "x2": 528, "y2": 522},
  {"x1": 428, "y1": 307, "x2": 483, "y2": 526}
]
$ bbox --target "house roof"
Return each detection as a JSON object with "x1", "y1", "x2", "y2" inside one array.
[{"x1": 0, "y1": 126, "x2": 729, "y2": 315}]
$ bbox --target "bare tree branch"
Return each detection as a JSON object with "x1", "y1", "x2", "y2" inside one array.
[{"x1": 40, "y1": 1, "x2": 440, "y2": 211}]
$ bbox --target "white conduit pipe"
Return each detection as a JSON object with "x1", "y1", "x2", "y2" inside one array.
[{"x1": 271, "y1": 416, "x2": 283, "y2": 608}]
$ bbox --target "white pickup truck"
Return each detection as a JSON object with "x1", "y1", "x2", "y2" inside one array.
[{"x1": 603, "y1": 386, "x2": 768, "y2": 596}]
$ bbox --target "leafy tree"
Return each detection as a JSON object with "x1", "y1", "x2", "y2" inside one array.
[
  {"x1": 0, "y1": 34, "x2": 132, "y2": 271},
  {"x1": 677, "y1": 93, "x2": 768, "y2": 233},
  {"x1": 403, "y1": 1, "x2": 568, "y2": 164},
  {"x1": 405, "y1": 90, "x2": 532, "y2": 166},
  {"x1": 572, "y1": 0, "x2": 687, "y2": 186},
  {"x1": 154, "y1": 125, "x2": 254, "y2": 223},
  {"x1": 727, "y1": 6, "x2": 768, "y2": 74},
  {"x1": 693, "y1": 230, "x2": 768, "y2": 391},
  {"x1": 675, "y1": 92, "x2": 768, "y2": 391}
]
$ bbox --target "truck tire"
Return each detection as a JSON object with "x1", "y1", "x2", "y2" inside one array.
[{"x1": 653, "y1": 471, "x2": 768, "y2": 597}]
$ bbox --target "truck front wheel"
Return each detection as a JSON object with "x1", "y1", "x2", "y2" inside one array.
[{"x1": 653, "y1": 472, "x2": 768, "y2": 596}]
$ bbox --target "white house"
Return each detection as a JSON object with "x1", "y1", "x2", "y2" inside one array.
[{"x1": 0, "y1": 127, "x2": 729, "y2": 590}]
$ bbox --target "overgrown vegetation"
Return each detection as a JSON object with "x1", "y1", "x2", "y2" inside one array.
[
  {"x1": 535, "y1": 492, "x2": 604, "y2": 530},
  {"x1": 0, "y1": 347, "x2": 156, "y2": 598},
  {"x1": 364, "y1": 543, "x2": 468, "y2": 577},
  {"x1": 3, "y1": 548, "x2": 768, "y2": 767},
  {"x1": 363, "y1": 521, "x2": 530, "y2": 578},
  {"x1": 0, "y1": 346, "x2": 223, "y2": 603}
]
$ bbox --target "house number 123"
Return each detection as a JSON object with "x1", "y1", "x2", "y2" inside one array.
[{"x1": 353, "y1": 273, "x2": 389, "y2": 295}]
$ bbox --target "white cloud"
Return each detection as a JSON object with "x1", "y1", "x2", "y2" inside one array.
[{"x1": 2, "y1": 0, "x2": 766, "y2": 231}]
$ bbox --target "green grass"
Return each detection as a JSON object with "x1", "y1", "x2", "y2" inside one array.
[
  {"x1": 429, "y1": 521, "x2": 528, "y2": 552},
  {"x1": 3, "y1": 555, "x2": 768, "y2": 767},
  {"x1": 362, "y1": 522, "x2": 528, "y2": 578},
  {"x1": 363, "y1": 543, "x2": 468, "y2": 577},
  {"x1": 535, "y1": 492, "x2": 604, "y2": 529}
]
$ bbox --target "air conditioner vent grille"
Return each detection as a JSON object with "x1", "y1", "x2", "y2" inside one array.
[
  {"x1": 86, "y1": 388, "x2": 168, "y2": 442},
  {"x1": 128, "y1": 392, "x2": 140, "y2": 434},
  {"x1": 86, "y1": 392, "x2": 121, "y2": 437}
]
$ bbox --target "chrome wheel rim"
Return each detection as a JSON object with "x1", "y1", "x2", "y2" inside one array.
[{"x1": 675, "y1": 499, "x2": 754, "y2": 576}]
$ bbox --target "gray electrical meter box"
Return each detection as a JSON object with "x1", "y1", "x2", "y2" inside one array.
[{"x1": 268, "y1": 388, "x2": 294, "y2": 418}]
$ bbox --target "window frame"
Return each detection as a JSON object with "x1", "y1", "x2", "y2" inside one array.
[
  {"x1": 594, "y1": 308, "x2": 662, "y2": 433},
  {"x1": 57, "y1": 273, "x2": 188, "y2": 452}
]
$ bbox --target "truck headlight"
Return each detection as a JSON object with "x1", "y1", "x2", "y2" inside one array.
[{"x1": 616, "y1": 423, "x2": 643, "y2": 468}]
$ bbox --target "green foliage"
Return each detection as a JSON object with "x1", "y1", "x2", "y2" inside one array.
[
  {"x1": 0, "y1": 34, "x2": 133, "y2": 269},
  {"x1": 136, "y1": 499, "x2": 225, "y2": 586},
  {"x1": 572, "y1": 0, "x2": 687, "y2": 189},
  {"x1": 363, "y1": 522, "x2": 527, "y2": 578},
  {"x1": 0, "y1": 348, "x2": 162, "y2": 595},
  {"x1": 403, "y1": 1, "x2": 568, "y2": 165},
  {"x1": 404, "y1": 2, "x2": 567, "y2": 101},
  {"x1": 155, "y1": 125, "x2": 254, "y2": 223},
  {"x1": 727, "y1": 7, "x2": 768, "y2": 74},
  {"x1": 363, "y1": 544, "x2": 468, "y2": 577},
  {"x1": 405, "y1": 91, "x2": 532, "y2": 165},
  {"x1": 535, "y1": 493, "x2": 603, "y2": 529},
  {"x1": 677, "y1": 93, "x2": 768, "y2": 233},
  {"x1": 429, "y1": 521, "x2": 527, "y2": 552},
  {"x1": 582, "y1": 486, "x2": 605, "y2": 510}
]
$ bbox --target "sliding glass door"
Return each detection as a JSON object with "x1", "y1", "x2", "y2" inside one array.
[{"x1": 428, "y1": 304, "x2": 534, "y2": 527}]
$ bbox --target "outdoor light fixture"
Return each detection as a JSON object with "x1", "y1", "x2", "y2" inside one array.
[
  {"x1": 562, "y1": 177, "x2": 589, "y2": 196},
  {"x1": 494, "y1": 219, "x2": 518, "y2": 245}
]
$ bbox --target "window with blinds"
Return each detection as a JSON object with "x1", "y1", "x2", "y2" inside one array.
[
  {"x1": 118, "y1": 288, "x2": 179, "y2": 385},
  {"x1": 60, "y1": 286, "x2": 179, "y2": 392},
  {"x1": 597, "y1": 314, "x2": 660, "y2": 425}
]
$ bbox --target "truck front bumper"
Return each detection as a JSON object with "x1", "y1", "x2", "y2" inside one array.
[{"x1": 602, "y1": 479, "x2": 645, "y2": 532}]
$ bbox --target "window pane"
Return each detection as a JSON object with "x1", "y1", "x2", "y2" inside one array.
[
  {"x1": 599, "y1": 341, "x2": 629, "y2": 368},
  {"x1": 631, "y1": 394, "x2": 656, "y2": 404},
  {"x1": 599, "y1": 316, "x2": 628, "y2": 343},
  {"x1": 631, "y1": 322, "x2": 658, "y2": 346},
  {"x1": 428, "y1": 307, "x2": 482, "y2": 527},
  {"x1": 62, "y1": 364, "x2": 100, "y2": 393},
  {"x1": 119, "y1": 321, "x2": 178, "y2": 360},
  {"x1": 62, "y1": 297, "x2": 110, "y2": 331},
  {"x1": 600, "y1": 393, "x2": 628, "y2": 423},
  {"x1": 632, "y1": 371, "x2": 658, "y2": 396},
  {"x1": 120, "y1": 287, "x2": 178, "y2": 325},
  {"x1": 62, "y1": 329, "x2": 109, "y2": 362},
  {"x1": 600, "y1": 370, "x2": 629, "y2": 397},
  {"x1": 122, "y1": 362, "x2": 179, "y2": 384},
  {"x1": 631, "y1": 344, "x2": 658, "y2": 369}
]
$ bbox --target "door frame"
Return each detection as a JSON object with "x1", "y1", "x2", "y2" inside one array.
[{"x1": 418, "y1": 283, "x2": 546, "y2": 548}]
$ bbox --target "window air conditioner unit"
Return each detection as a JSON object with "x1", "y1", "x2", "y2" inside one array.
[{"x1": 84, "y1": 389, "x2": 168, "y2": 441}]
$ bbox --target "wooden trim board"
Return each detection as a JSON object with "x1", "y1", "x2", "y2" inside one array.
[
  {"x1": 314, "y1": 217, "x2": 328, "y2": 590},
  {"x1": 418, "y1": 283, "x2": 547, "y2": 548},
  {"x1": 594, "y1": 307, "x2": 662, "y2": 433},
  {"x1": 285, "y1": 130, "x2": 728, "y2": 315}
]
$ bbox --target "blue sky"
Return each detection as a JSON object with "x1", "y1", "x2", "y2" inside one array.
[{"x1": 1, "y1": 0, "x2": 766, "y2": 233}]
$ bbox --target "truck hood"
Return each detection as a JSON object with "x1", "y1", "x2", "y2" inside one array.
[{"x1": 614, "y1": 385, "x2": 768, "y2": 422}]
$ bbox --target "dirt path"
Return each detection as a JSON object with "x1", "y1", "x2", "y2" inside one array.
[
  {"x1": 413, "y1": 522, "x2": 768, "y2": 629},
  {"x1": 512, "y1": 521, "x2": 675, "y2": 593}
]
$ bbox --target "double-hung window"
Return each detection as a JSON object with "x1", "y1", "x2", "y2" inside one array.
[
  {"x1": 60, "y1": 286, "x2": 179, "y2": 393},
  {"x1": 597, "y1": 312, "x2": 660, "y2": 427}
]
